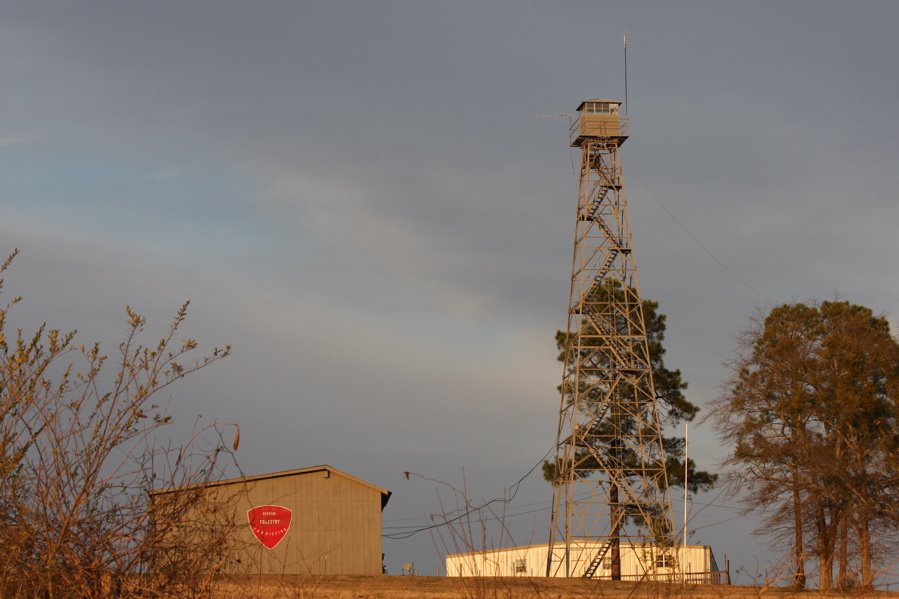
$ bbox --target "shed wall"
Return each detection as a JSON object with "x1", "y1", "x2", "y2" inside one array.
[
  {"x1": 160, "y1": 468, "x2": 385, "y2": 576},
  {"x1": 231, "y1": 470, "x2": 383, "y2": 575}
]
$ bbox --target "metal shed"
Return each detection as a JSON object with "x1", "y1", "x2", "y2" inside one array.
[{"x1": 151, "y1": 464, "x2": 391, "y2": 575}]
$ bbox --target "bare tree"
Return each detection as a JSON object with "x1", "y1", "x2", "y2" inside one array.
[
  {"x1": 712, "y1": 301, "x2": 899, "y2": 590},
  {"x1": 0, "y1": 250, "x2": 238, "y2": 598}
]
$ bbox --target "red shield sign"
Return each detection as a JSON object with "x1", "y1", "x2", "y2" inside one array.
[{"x1": 247, "y1": 505, "x2": 293, "y2": 549}]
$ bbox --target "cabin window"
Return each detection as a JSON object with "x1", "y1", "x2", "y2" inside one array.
[
  {"x1": 655, "y1": 554, "x2": 674, "y2": 568},
  {"x1": 583, "y1": 102, "x2": 620, "y2": 115},
  {"x1": 513, "y1": 558, "x2": 527, "y2": 573}
]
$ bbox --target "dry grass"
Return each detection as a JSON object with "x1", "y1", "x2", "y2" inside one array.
[{"x1": 212, "y1": 575, "x2": 899, "y2": 599}]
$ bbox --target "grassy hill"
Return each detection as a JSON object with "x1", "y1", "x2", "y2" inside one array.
[{"x1": 214, "y1": 575, "x2": 899, "y2": 598}]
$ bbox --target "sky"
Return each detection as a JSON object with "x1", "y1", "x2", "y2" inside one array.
[{"x1": 2, "y1": 0, "x2": 898, "y2": 584}]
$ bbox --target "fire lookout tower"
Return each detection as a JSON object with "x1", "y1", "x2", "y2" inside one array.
[{"x1": 546, "y1": 99, "x2": 674, "y2": 579}]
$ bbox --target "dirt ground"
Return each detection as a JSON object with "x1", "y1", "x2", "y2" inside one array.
[{"x1": 215, "y1": 575, "x2": 899, "y2": 599}]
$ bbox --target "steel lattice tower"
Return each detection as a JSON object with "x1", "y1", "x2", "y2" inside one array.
[{"x1": 546, "y1": 99, "x2": 673, "y2": 579}]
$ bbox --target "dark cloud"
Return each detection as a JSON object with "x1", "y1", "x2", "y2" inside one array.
[{"x1": 2, "y1": 0, "x2": 897, "y2": 579}]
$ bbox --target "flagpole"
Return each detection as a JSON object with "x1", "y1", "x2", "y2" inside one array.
[{"x1": 683, "y1": 422, "x2": 689, "y2": 583}]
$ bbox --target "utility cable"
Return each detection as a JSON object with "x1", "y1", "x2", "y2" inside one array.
[
  {"x1": 383, "y1": 443, "x2": 555, "y2": 540},
  {"x1": 385, "y1": 466, "x2": 751, "y2": 538},
  {"x1": 626, "y1": 163, "x2": 773, "y2": 304}
]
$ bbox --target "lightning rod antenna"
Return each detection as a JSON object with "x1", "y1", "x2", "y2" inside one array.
[{"x1": 624, "y1": 32, "x2": 629, "y2": 116}]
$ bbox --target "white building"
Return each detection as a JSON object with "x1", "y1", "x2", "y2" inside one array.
[{"x1": 446, "y1": 542, "x2": 729, "y2": 584}]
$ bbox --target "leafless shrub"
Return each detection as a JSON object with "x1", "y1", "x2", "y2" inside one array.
[
  {"x1": 398, "y1": 471, "x2": 550, "y2": 599},
  {"x1": 0, "y1": 250, "x2": 237, "y2": 598}
]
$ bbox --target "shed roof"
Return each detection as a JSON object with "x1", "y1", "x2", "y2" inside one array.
[{"x1": 151, "y1": 464, "x2": 392, "y2": 509}]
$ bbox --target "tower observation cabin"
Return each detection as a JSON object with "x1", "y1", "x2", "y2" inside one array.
[{"x1": 569, "y1": 99, "x2": 629, "y2": 147}]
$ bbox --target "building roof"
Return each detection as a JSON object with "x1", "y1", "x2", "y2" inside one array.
[{"x1": 151, "y1": 464, "x2": 392, "y2": 509}]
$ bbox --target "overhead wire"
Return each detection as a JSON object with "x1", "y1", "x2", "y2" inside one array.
[
  {"x1": 382, "y1": 443, "x2": 556, "y2": 540},
  {"x1": 626, "y1": 163, "x2": 773, "y2": 304},
  {"x1": 385, "y1": 454, "x2": 751, "y2": 539},
  {"x1": 385, "y1": 488, "x2": 754, "y2": 540},
  {"x1": 383, "y1": 494, "x2": 557, "y2": 528}
]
